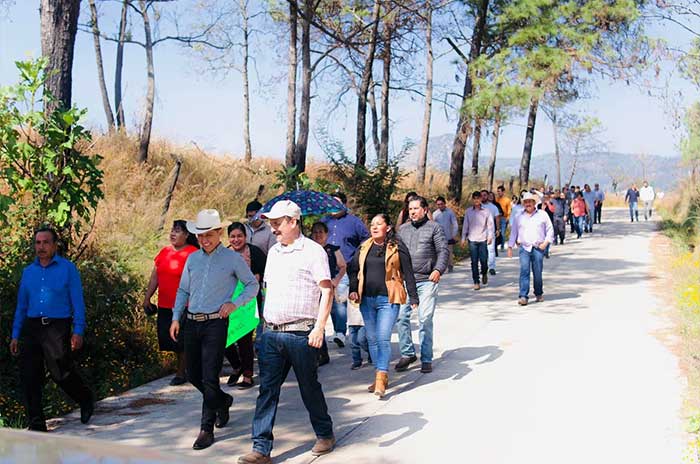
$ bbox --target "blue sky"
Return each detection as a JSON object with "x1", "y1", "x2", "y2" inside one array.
[{"x1": 0, "y1": 1, "x2": 694, "y2": 164}]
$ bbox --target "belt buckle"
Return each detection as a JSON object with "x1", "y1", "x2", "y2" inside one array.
[
  {"x1": 40, "y1": 317, "x2": 50, "y2": 326},
  {"x1": 194, "y1": 313, "x2": 206, "y2": 322}
]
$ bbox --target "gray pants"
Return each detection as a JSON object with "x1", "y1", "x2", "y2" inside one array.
[{"x1": 643, "y1": 201, "x2": 653, "y2": 220}]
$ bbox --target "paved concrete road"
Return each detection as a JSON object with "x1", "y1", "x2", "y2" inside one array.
[{"x1": 52, "y1": 208, "x2": 685, "y2": 463}]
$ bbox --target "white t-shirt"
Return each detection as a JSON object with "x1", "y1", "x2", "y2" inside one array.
[{"x1": 640, "y1": 186, "x2": 655, "y2": 202}]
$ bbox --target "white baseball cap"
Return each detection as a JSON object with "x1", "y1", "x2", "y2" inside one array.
[{"x1": 261, "y1": 200, "x2": 302, "y2": 220}]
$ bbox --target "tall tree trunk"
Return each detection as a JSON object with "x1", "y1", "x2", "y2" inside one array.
[
  {"x1": 471, "y1": 120, "x2": 482, "y2": 177},
  {"x1": 115, "y1": 0, "x2": 128, "y2": 129},
  {"x1": 285, "y1": 1, "x2": 298, "y2": 167},
  {"x1": 88, "y1": 0, "x2": 115, "y2": 131},
  {"x1": 241, "y1": 0, "x2": 252, "y2": 162},
  {"x1": 417, "y1": 2, "x2": 433, "y2": 185},
  {"x1": 39, "y1": 0, "x2": 81, "y2": 115},
  {"x1": 355, "y1": 0, "x2": 381, "y2": 168},
  {"x1": 294, "y1": 0, "x2": 313, "y2": 173},
  {"x1": 519, "y1": 95, "x2": 540, "y2": 189},
  {"x1": 448, "y1": 0, "x2": 489, "y2": 202},
  {"x1": 552, "y1": 112, "x2": 562, "y2": 190},
  {"x1": 487, "y1": 106, "x2": 502, "y2": 191},
  {"x1": 378, "y1": 22, "x2": 392, "y2": 165},
  {"x1": 368, "y1": 82, "x2": 380, "y2": 157},
  {"x1": 137, "y1": 0, "x2": 155, "y2": 163}
]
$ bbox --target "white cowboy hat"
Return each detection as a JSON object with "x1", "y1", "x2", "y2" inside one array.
[
  {"x1": 186, "y1": 209, "x2": 230, "y2": 235},
  {"x1": 522, "y1": 192, "x2": 538, "y2": 203}
]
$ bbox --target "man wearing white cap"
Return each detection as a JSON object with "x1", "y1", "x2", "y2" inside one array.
[
  {"x1": 507, "y1": 193, "x2": 554, "y2": 306},
  {"x1": 170, "y1": 209, "x2": 259, "y2": 450},
  {"x1": 239, "y1": 200, "x2": 335, "y2": 464}
]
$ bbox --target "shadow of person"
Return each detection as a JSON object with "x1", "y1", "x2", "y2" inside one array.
[
  {"x1": 384, "y1": 345, "x2": 503, "y2": 398},
  {"x1": 376, "y1": 411, "x2": 429, "y2": 447}
]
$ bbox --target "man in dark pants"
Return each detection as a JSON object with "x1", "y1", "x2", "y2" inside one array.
[
  {"x1": 551, "y1": 191, "x2": 570, "y2": 245},
  {"x1": 461, "y1": 191, "x2": 494, "y2": 291},
  {"x1": 170, "y1": 209, "x2": 259, "y2": 450},
  {"x1": 9, "y1": 227, "x2": 94, "y2": 431}
]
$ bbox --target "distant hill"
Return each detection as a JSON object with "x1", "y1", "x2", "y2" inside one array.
[{"x1": 405, "y1": 133, "x2": 685, "y2": 192}]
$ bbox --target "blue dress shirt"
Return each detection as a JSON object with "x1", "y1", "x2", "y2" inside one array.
[
  {"x1": 12, "y1": 255, "x2": 87, "y2": 339},
  {"x1": 321, "y1": 212, "x2": 370, "y2": 262}
]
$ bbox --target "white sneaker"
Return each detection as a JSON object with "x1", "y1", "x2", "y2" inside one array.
[{"x1": 333, "y1": 333, "x2": 346, "y2": 348}]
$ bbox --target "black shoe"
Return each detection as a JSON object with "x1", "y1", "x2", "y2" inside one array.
[
  {"x1": 227, "y1": 371, "x2": 241, "y2": 387},
  {"x1": 170, "y1": 376, "x2": 187, "y2": 386},
  {"x1": 489, "y1": 269, "x2": 496, "y2": 276},
  {"x1": 27, "y1": 423, "x2": 47, "y2": 432},
  {"x1": 420, "y1": 362, "x2": 433, "y2": 373},
  {"x1": 318, "y1": 353, "x2": 330, "y2": 366},
  {"x1": 394, "y1": 355, "x2": 417, "y2": 372},
  {"x1": 351, "y1": 361, "x2": 362, "y2": 370},
  {"x1": 193, "y1": 430, "x2": 215, "y2": 450},
  {"x1": 237, "y1": 378, "x2": 254, "y2": 389},
  {"x1": 482, "y1": 272, "x2": 488, "y2": 285},
  {"x1": 215, "y1": 395, "x2": 233, "y2": 428},
  {"x1": 80, "y1": 399, "x2": 95, "y2": 424}
]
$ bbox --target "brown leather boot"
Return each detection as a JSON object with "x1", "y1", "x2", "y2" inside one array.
[{"x1": 374, "y1": 371, "x2": 388, "y2": 398}]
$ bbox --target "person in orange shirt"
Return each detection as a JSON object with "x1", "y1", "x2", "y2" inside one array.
[
  {"x1": 143, "y1": 220, "x2": 200, "y2": 385},
  {"x1": 496, "y1": 186, "x2": 512, "y2": 251}
]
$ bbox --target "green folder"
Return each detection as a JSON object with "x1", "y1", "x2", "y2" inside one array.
[{"x1": 226, "y1": 281, "x2": 259, "y2": 348}]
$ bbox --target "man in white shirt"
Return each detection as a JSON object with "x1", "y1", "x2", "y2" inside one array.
[
  {"x1": 639, "y1": 181, "x2": 655, "y2": 221},
  {"x1": 239, "y1": 200, "x2": 335, "y2": 464},
  {"x1": 432, "y1": 196, "x2": 459, "y2": 273},
  {"x1": 480, "y1": 190, "x2": 500, "y2": 275}
]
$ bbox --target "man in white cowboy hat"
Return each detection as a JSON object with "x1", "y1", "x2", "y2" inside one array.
[
  {"x1": 239, "y1": 200, "x2": 335, "y2": 464},
  {"x1": 170, "y1": 209, "x2": 259, "y2": 450},
  {"x1": 507, "y1": 193, "x2": 554, "y2": 306}
]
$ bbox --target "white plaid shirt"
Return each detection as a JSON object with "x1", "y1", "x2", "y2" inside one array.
[{"x1": 263, "y1": 235, "x2": 330, "y2": 324}]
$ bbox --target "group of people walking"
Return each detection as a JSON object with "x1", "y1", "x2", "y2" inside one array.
[{"x1": 9, "y1": 180, "x2": 631, "y2": 461}]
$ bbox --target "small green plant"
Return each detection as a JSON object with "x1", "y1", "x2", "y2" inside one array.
[{"x1": 272, "y1": 165, "x2": 340, "y2": 194}]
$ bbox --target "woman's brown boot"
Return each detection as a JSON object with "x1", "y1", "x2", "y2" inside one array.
[{"x1": 374, "y1": 371, "x2": 388, "y2": 398}]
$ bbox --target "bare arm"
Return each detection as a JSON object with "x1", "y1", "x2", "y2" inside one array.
[
  {"x1": 142, "y1": 267, "x2": 158, "y2": 308},
  {"x1": 333, "y1": 251, "x2": 346, "y2": 287}
]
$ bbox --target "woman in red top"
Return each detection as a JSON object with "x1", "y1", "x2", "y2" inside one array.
[
  {"x1": 143, "y1": 220, "x2": 199, "y2": 385},
  {"x1": 571, "y1": 193, "x2": 589, "y2": 239}
]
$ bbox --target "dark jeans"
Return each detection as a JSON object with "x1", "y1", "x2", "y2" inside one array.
[
  {"x1": 349, "y1": 325, "x2": 369, "y2": 365},
  {"x1": 252, "y1": 329, "x2": 333, "y2": 456},
  {"x1": 224, "y1": 329, "x2": 254, "y2": 378},
  {"x1": 184, "y1": 317, "x2": 231, "y2": 433},
  {"x1": 518, "y1": 247, "x2": 545, "y2": 299},
  {"x1": 553, "y1": 217, "x2": 566, "y2": 244},
  {"x1": 20, "y1": 318, "x2": 92, "y2": 430},
  {"x1": 594, "y1": 203, "x2": 602, "y2": 224},
  {"x1": 468, "y1": 240, "x2": 488, "y2": 284}
]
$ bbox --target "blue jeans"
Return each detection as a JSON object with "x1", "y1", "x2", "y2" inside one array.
[
  {"x1": 397, "y1": 281, "x2": 439, "y2": 364},
  {"x1": 251, "y1": 329, "x2": 333, "y2": 456},
  {"x1": 359, "y1": 296, "x2": 400, "y2": 372},
  {"x1": 468, "y1": 240, "x2": 488, "y2": 283},
  {"x1": 349, "y1": 325, "x2": 369, "y2": 365},
  {"x1": 330, "y1": 274, "x2": 348, "y2": 335},
  {"x1": 574, "y1": 216, "x2": 585, "y2": 237},
  {"x1": 629, "y1": 201, "x2": 639, "y2": 221},
  {"x1": 499, "y1": 217, "x2": 507, "y2": 249},
  {"x1": 585, "y1": 213, "x2": 593, "y2": 232},
  {"x1": 518, "y1": 247, "x2": 545, "y2": 299}
]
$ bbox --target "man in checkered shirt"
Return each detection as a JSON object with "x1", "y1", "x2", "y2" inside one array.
[{"x1": 239, "y1": 200, "x2": 336, "y2": 464}]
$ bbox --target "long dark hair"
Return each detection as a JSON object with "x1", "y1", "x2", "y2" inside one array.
[
  {"x1": 372, "y1": 213, "x2": 398, "y2": 255},
  {"x1": 399, "y1": 191, "x2": 418, "y2": 225},
  {"x1": 173, "y1": 220, "x2": 200, "y2": 248}
]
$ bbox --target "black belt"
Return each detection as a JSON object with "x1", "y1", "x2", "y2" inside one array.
[
  {"x1": 186, "y1": 312, "x2": 222, "y2": 322},
  {"x1": 26, "y1": 317, "x2": 70, "y2": 326}
]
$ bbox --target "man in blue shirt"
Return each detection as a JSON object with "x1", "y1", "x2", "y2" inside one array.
[
  {"x1": 10, "y1": 227, "x2": 94, "y2": 432},
  {"x1": 321, "y1": 192, "x2": 369, "y2": 348},
  {"x1": 582, "y1": 184, "x2": 597, "y2": 233}
]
